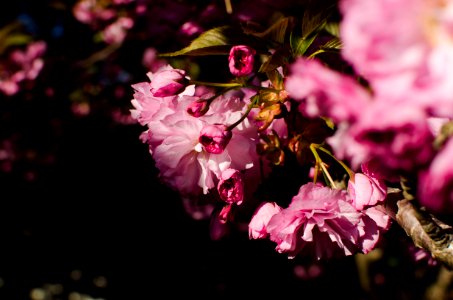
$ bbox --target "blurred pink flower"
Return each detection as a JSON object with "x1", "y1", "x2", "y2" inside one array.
[
  {"x1": 351, "y1": 101, "x2": 435, "y2": 173},
  {"x1": 142, "y1": 47, "x2": 167, "y2": 73},
  {"x1": 0, "y1": 41, "x2": 46, "y2": 96},
  {"x1": 285, "y1": 58, "x2": 370, "y2": 123},
  {"x1": 340, "y1": 0, "x2": 453, "y2": 118},
  {"x1": 73, "y1": 0, "x2": 116, "y2": 24},
  {"x1": 418, "y1": 137, "x2": 453, "y2": 213},
  {"x1": 102, "y1": 17, "x2": 134, "y2": 44}
]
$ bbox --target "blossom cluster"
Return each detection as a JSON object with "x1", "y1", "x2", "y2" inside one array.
[{"x1": 130, "y1": 0, "x2": 453, "y2": 264}]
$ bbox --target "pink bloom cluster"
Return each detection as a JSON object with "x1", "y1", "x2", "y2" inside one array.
[
  {"x1": 130, "y1": 65, "x2": 261, "y2": 220},
  {"x1": 0, "y1": 41, "x2": 47, "y2": 96},
  {"x1": 129, "y1": 0, "x2": 453, "y2": 263},
  {"x1": 73, "y1": 0, "x2": 135, "y2": 44},
  {"x1": 286, "y1": 0, "x2": 453, "y2": 214}
]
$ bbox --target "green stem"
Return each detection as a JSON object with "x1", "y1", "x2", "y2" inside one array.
[
  {"x1": 189, "y1": 80, "x2": 282, "y2": 93},
  {"x1": 309, "y1": 144, "x2": 336, "y2": 188},
  {"x1": 226, "y1": 95, "x2": 259, "y2": 131},
  {"x1": 317, "y1": 146, "x2": 354, "y2": 179},
  {"x1": 189, "y1": 80, "x2": 243, "y2": 88},
  {"x1": 204, "y1": 86, "x2": 236, "y2": 104}
]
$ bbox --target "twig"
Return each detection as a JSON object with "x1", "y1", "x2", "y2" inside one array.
[{"x1": 389, "y1": 197, "x2": 453, "y2": 270}]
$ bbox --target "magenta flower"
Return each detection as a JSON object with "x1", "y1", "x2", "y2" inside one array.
[
  {"x1": 228, "y1": 45, "x2": 256, "y2": 77},
  {"x1": 150, "y1": 65, "x2": 189, "y2": 97},
  {"x1": 418, "y1": 137, "x2": 453, "y2": 213},
  {"x1": 199, "y1": 124, "x2": 232, "y2": 154},
  {"x1": 248, "y1": 202, "x2": 282, "y2": 239},
  {"x1": 217, "y1": 168, "x2": 244, "y2": 205}
]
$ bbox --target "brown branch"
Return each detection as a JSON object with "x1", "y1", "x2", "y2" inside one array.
[{"x1": 389, "y1": 197, "x2": 453, "y2": 270}]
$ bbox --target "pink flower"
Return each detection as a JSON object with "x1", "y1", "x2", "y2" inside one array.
[
  {"x1": 73, "y1": 0, "x2": 116, "y2": 24},
  {"x1": 359, "y1": 206, "x2": 391, "y2": 254},
  {"x1": 348, "y1": 163, "x2": 387, "y2": 210},
  {"x1": 351, "y1": 102, "x2": 435, "y2": 173},
  {"x1": 249, "y1": 202, "x2": 282, "y2": 239},
  {"x1": 217, "y1": 168, "x2": 244, "y2": 205},
  {"x1": 0, "y1": 41, "x2": 47, "y2": 96},
  {"x1": 199, "y1": 124, "x2": 232, "y2": 154},
  {"x1": 326, "y1": 122, "x2": 369, "y2": 171},
  {"x1": 418, "y1": 137, "x2": 453, "y2": 213},
  {"x1": 339, "y1": 0, "x2": 453, "y2": 118},
  {"x1": 150, "y1": 65, "x2": 189, "y2": 97},
  {"x1": 266, "y1": 183, "x2": 362, "y2": 259},
  {"x1": 228, "y1": 45, "x2": 256, "y2": 77},
  {"x1": 285, "y1": 58, "x2": 370, "y2": 123},
  {"x1": 139, "y1": 88, "x2": 260, "y2": 196},
  {"x1": 102, "y1": 17, "x2": 134, "y2": 44},
  {"x1": 142, "y1": 47, "x2": 167, "y2": 73}
]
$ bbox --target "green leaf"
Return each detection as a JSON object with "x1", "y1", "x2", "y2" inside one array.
[
  {"x1": 300, "y1": 7, "x2": 333, "y2": 39},
  {"x1": 243, "y1": 17, "x2": 293, "y2": 45},
  {"x1": 160, "y1": 26, "x2": 264, "y2": 57},
  {"x1": 0, "y1": 34, "x2": 32, "y2": 56},
  {"x1": 321, "y1": 37, "x2": 342, "y2": 50},
  {"x1": 4, "y1": 34, "x2": 32, "y2": 47},
  {"x1": 290, "y1": 32, "x2": 318, "y2": 57},
  {"x1": 307, "y1": 37, "x2": 342, "y2": 58},
  {"x1": 258, "y1": 47, "x2": 291, "y2": 73},
  {"x1": 266, "y1": 69, "x2": 284, "y2": 89},
  {"x1": 0, "y1": 21, "x2": 22, "y2": 42},
  {"x1": 0, "y1": 22, "x2": 27, "y2": 55},
  {"x1": 323, "y1": 22, "x2": 340, "y2": 38}
]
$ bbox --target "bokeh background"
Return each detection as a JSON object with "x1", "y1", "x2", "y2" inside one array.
[{"x1": 0, "y1": 1, "x2": 448, "y2": 299}]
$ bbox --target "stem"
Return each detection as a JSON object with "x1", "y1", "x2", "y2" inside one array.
[
  {"x1": 204, "y1": 86, "x2": 237, "y2": 104},
  {"x1": 189, "y1": 80, "x2": 283, "y2": 95},
  {"x1": 309, "y1": 144, "x2": 336, "y2": 188},
  {"x1": 76, "y1": 42, "x2": 121, "y2": 68},
  {"x1": 226, "y1": 95, "x2": 259, "y2": 131},
  {"x1": 189, "y1": 80, "x2": 243, "y2": 88},
  {"x1": 224, "y1": 0, "x2": 233, "y2": 14},
  {"x1": 385, "y1": 193, "x2": 453, "y2": 270},
  {"x1": 318, "y1": 146, "x2": 354, "y2": 179}
]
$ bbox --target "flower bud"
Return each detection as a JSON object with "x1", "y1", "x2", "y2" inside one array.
[
  {"x1": 199, "y1": 124, "x2": 232, "y2": 154},
  {"x1": 217, "y1": 168, "x2": 244, "y2": 205},
  {"x1": 150, "y1": 67, "x2": 188, "y2": 97},
  {"x1": 187, "y1": 99, "x2": 209, "y2": 117},
  {"x1": 228, "y1": 45, "x2": 256, "y2": 77}
]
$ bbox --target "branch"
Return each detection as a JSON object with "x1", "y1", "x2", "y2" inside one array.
[{"x1": 388, "y1": 196, "x2": 453, "y2": 270}]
